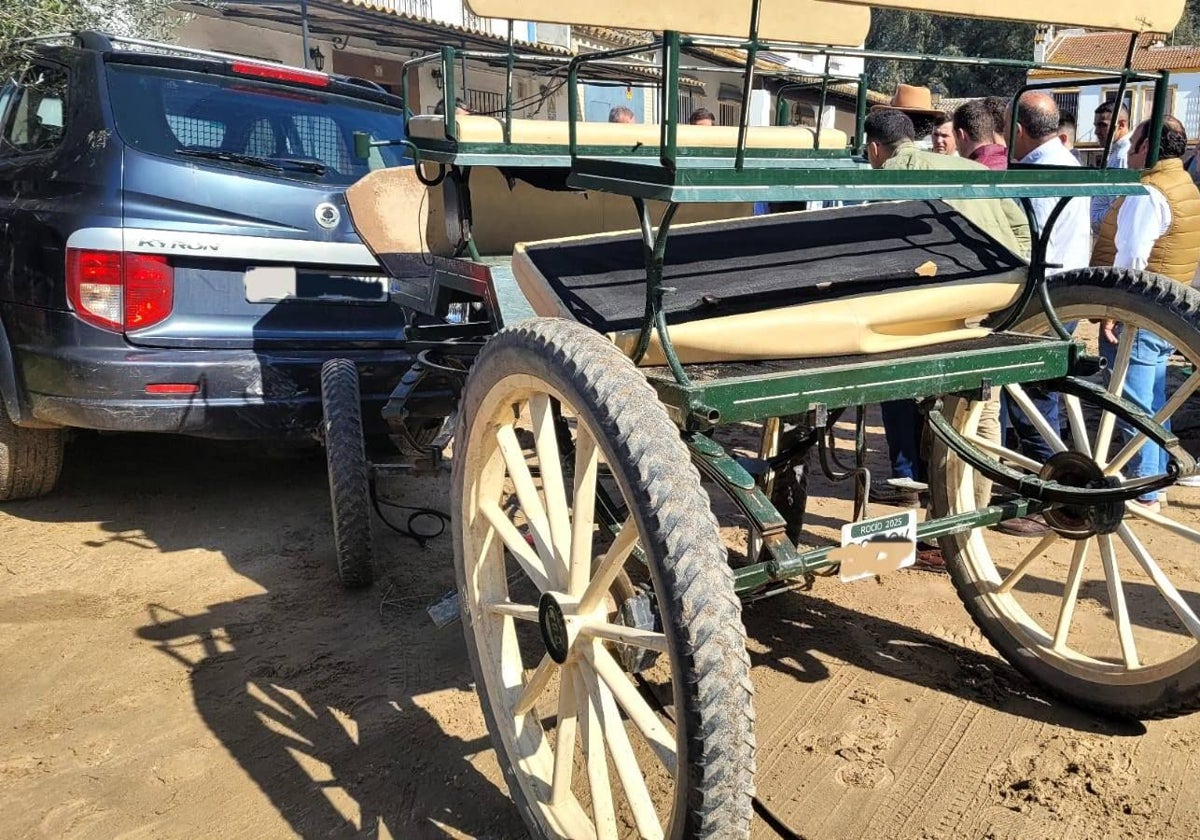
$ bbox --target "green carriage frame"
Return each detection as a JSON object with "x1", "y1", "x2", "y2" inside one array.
[{"x1": 339, "y1": 1, "x2": 1200, "y2": 835}]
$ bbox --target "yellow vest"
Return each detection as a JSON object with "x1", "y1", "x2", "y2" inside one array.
[{"x1": 1091, "y1": 158, "x2": 1200, "y2": 283}]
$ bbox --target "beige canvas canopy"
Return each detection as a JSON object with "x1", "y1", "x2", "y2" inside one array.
[
  {"x1": 463, "y1": 0, "x2": 870, "y2": 46},
  {"x1": 829, "y1": 0, "x2": 1183, "y2": 34}
]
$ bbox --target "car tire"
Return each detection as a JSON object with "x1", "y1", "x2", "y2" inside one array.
[{"x1": 0, "y1": 402, "x2": 65, "y2": 501}]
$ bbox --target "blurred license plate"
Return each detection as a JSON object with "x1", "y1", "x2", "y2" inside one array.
[{"x1": 245, "y1": 267, "x2": 386, "y2": 303}]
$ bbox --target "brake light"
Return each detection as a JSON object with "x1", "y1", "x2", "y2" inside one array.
[
  {"x1": 125, "y1": 254, "x2": 173, "y2": 329},
  {"x1": 230, "y1": 61, "x2": 329, "y2": 87},
  {"x1": 66, "y1": 249, "x2": 174, "y2": 333}
]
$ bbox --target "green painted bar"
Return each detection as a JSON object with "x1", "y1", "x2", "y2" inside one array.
[
  {"x1": 567, "y1": 159, "x2": 1147, "y2": 203},
  {"x1": 732, "y1": 499, "x2": 1036, "y2": 593},
  {"x1": 646, "y1": 337, "x2": 1077, "y2": 427}
]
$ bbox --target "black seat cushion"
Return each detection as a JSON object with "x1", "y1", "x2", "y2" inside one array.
[{"x1": 520, "y1": 200, "x2": 1025, "y2": 333}]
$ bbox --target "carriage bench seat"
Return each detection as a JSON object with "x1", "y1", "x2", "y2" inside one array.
[
  {"x1": 512, "y1": 200, "x2": 1029, "y2": 365},
  {"x1": 407, "y1": 114, "x2": 849, "y2": 153}
]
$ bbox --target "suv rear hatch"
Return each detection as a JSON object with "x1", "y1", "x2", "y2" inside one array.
[{"x1": 102, "y1": 58, "x2": 414, "y2": 350}]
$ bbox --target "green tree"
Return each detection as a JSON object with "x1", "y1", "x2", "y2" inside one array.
[
  {"x1": 865, "y1": 10, "x2": 1036, "y2": 98},
  {"x1": 1, "y1": 0, "x2": 184, "y2": 80}
]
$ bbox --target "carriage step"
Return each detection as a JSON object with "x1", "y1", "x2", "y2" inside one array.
[{"x1": 645, "y1": 332, "x2": 1080, "y2": 427}]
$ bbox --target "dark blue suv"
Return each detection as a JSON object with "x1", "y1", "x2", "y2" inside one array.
[{"x1": 0, "y1": 32, "x2": 417, "y2": 499}]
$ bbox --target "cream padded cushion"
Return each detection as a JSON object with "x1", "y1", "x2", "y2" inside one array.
[
  {"x1": 409, "y1": 114, "x2": 848, "y2": 151},
  {"x1": 345, "y1": 165, "x2": 757, "y2": 259}
]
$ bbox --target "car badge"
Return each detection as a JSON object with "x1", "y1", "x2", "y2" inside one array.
[{"x1": 315, "y1": 202, "x2": 341, "y2": 229}]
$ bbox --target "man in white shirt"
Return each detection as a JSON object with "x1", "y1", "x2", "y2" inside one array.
[
  {"x1": 1091, "y1": 100, "x2": 1131, "y2": 232},
  {"x1": 996, "y1": 92, "x2": 1093, "y2": 536},
  {"x1": 1091, "y1": 115, "x2": 1200, "y2": 506},
  {"x1": 1009, "y1": 92, "x2": 1092, "y2": 273}
]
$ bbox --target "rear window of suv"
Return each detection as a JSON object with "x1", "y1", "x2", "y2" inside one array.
[{"x1": 105, "y1": 63, "x2": 409, "y2": 185}]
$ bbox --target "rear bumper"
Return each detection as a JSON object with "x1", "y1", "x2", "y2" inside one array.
[{"x1": 19, "y1": 342, "x2": 416, "y2": 439}]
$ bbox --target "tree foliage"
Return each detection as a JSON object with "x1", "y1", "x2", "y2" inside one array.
[
  {"x1": 865, "y1": 11, "x2": 1036, "y2": 98},
  {"x1": 866, "y1": 1, "x2": 1200, "y2": 99},
  {"x1": 1, "y1": 0, "x2": 183, "y2": 80}
]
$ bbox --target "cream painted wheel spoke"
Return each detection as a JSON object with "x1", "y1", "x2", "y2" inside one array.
[
  {"x1": 551, "y1": 663, "x2": 580, "y2": 807},
  {"x1": 1053, "y1": 539, "x2": 1091, "y2": 651},
  {"x1": 513, "y1": 654, "x2": 558, "y2": 717},
  {"x1": 1125, "y1": 501, "x2": 1200, "y2": 545},
  {"x1": 579, "y1": 623, "x2": 669, "y2": 654},
  {"x1": 964, "y1": 433, "x2": 1043, "y2": 473},
  {"x1": 497, "y1": 423, "x2": 562, "y2": 586},
  {"x1": 997, "y1": 531, "x2": 1059, "y2": 594},
  {"x1": 1118, "y1": 524, "x2": 1200, "y2": 642},
  {"x1": 578, "y1": 668, "x2": 618, "y2": 840},
  {"x1": 1095, "y1": 327, "x2": 1135, "y2": 466},
  {"x1": 483, "y1": 600, "x2": 541, "y2": 621},
  {"x1": 579, "y1": 661, "x2": 665, "y2": 840},
  {"x1": 584, "y1": 642, "x2": 677, "y2": 774},
  {"x1": 1105, "y1": 369, "x2": 1200, "y2": 476},
  {"x1": 1005, "y1": 383, "x2": 1068, "y2": 456},
  {"x1": 569, "y1": 427, "x2": 600, "y2": 597},
  {"x1": 530, "y1": 394, "x2": 571, "y2": 581},
  {"x1": 578, "y1": 518, "x2": 640, "y2": 614},
  {"x1": 1099, "y1": 535, "x2": 1140, "y2": 669},
  {"x1": 480, "y1": 503, "x2": 553, "y2": 593},
  {"x1": 1063, "y1": 395, "x2": 1092, "y2": 455}
]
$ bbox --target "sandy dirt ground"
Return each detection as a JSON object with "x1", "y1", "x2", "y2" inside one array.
[{"x1": 3, "y1": 404, "x2": 1200, "y2": 840}]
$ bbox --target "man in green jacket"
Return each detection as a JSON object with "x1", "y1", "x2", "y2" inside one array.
[
  {"x1": 865, "y1": 109, "x2": 1031, "y2": 259},
  {"x1": 864, "y1": 109, "x2": 1023, "y2": 553}
]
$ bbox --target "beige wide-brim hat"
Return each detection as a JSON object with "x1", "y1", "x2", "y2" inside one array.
[{"x1": 871, "y1": 84, "x2": 947, "y2": 121}]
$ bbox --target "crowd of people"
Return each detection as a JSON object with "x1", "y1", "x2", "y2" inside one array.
[{"x1": 864, "y1": 84, "x2": 1200, "y2": 569}]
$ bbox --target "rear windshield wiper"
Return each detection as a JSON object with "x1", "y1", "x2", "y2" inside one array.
[
  {"x1": 177, "y1": 149, "x2": 284, "y2": 171},
  {"x1": 273, "y1": 157, "x2": 327, "y2": 175}
]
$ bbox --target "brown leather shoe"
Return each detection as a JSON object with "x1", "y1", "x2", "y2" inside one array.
[
  {"x1": 994, "y1": 513, "x2": 1052, "y2": 537},
  {"x1": 913, "y1": 547, "x2": 946, "y2": 572}
]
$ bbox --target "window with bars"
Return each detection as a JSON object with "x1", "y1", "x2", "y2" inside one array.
[
  {"x1": 678, "y1": 92, "x2": 694, "y2": 121},
  {"x1": 463, "y1": 89, "x2": 505, "y2": 116},
  {"x1": 1052, "y1": 90, "x2": 1079, "y2": 122},
  {"x1": 719, "y1": 102, "x2": 741, "y2": 128}
]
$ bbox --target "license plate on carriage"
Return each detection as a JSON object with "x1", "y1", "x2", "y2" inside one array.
[{"x1": 836, "y1": 510, "x2": 917, "y2": 583}]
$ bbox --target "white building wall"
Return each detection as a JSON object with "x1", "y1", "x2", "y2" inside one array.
[
  {"x1": 1045, "y1": 73, "x2": 1200, "y2": 145},
  {"x1": 786, "y1": 51, "x2": 865, "y2": 81}
]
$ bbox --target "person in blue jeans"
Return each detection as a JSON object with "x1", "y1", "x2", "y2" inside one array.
[
  {"x1": 1090, "y1": 115, "x2": 1200, "y2": 510},
  {"x1": 995, "y1": 93, "x2": 1094, "y2": 536},
  {"x1": 881, "y1": 400, "x2": 926, "y2": 486},
  {"x1": 1100, "y1": 326, "x2": 1174, "y2": 504}
]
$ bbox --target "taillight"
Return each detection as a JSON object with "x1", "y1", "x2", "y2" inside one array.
[
  {"x1": 66, "y1": 249, "x2": 174, "y2": 333},
  {"x1": 230, "y1": 61, "x2": 329, "y2": 87},
  {"x1": 124, "y1": 254, "x2": 173, "y2": 329}
]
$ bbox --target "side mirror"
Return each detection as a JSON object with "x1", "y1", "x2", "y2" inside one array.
[{"x1": 353, "y1": 131, "x2": 372, "y2": 161}]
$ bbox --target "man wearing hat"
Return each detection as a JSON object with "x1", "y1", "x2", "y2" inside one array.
[{"x1": 873, "y1": 84, "x2": 947, "y2": 144}]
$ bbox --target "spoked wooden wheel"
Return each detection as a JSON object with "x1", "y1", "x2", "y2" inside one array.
[
  {"x1": 932, "y1": 269, "x2": 1200, "y2": 718},
  {"x1": 452, "y1": 320, "x2": 755, "y2": 839}
]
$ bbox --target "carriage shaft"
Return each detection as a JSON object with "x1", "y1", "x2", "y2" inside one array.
[{"x1": 732, "y1": 499, "x2": 1038, "y2": 594}]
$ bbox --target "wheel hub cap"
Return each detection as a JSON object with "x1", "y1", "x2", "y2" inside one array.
[
  {"x1": 1039, "y1": 451, "x2": 1124, "y2": 539},
  {"x1": 538, "y1": 592, "x2": 572, "y2": 664}
]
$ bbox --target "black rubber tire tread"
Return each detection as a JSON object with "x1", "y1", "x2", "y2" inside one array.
[
  {"x1": 0, "y1": 402, "x2": 64, "y2": 501},
  {"x1": 452, "y1": 318, "x2": 756, "y2": 840},
  {"x1": 933, "y1": 267, "x2": 1200, "y2": 719},
  {"x1": 321, "y1": 358, "x2": 374, "y2": 589}
]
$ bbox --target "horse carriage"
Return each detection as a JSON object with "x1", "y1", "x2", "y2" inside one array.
[{"x1": 325, "y1": 0, "x2": 1200, "y2": 835}]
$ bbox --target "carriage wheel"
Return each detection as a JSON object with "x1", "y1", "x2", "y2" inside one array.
[
  {"x1": 452, "y1": 319, "x2": 755, "y2": 839},
  {"x1": 321, "y1": 358, "x2": 374, "y2": 589},
  {"x1": 932, "y1": 268, "x2": 1200, "y2": 718}
]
